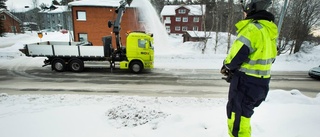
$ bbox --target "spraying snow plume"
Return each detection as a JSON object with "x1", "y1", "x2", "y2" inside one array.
[{"x1": 134, "y1": 0, "x2": 172, "y2": 50}]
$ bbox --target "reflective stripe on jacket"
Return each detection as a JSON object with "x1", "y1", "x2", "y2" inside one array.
[{"x1": 225, "y1": 19, "x2": 278, "y2": 78}]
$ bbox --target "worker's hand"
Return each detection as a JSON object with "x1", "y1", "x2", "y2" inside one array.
[{"x1": 220, "y1": 65, "x2": 230, "y2": 76}]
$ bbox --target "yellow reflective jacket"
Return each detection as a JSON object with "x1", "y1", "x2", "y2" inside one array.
[{"x1": 224, "y1": 19, "x2": 278, "y2": 78}]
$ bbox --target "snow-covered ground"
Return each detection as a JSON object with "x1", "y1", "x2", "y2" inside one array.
[
  {"x1": 1, "y1": 0, "x2": 320, "y2": 135},
  {"x1": 0, "y1": 30, "x2": 319, "y2": 137}
]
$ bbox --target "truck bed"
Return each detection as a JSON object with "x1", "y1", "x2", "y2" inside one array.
[{"x1": 24, "y1": 41, "x2": 105, "y2": 58}]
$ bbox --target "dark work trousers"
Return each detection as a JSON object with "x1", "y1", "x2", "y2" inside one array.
[{"x1": 227, "y1": 71, "x2": 270, "y2": 137}]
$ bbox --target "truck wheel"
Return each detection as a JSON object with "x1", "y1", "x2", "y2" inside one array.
[
  {"x1": 130, "y1": 61, "x2": 143, "y2": 74},
  {"x1": 69, "y1": 59, "x2": 84, "y2": 72},
  {"x1": 52, "y1": 59, "x2": 66, "y2": 72}
]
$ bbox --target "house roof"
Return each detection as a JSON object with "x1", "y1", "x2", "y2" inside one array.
[
  {"x1": 68, "y1": 0, "x2": 139, "y2": 8},
  {"x1": 0, "y1": 9, "x2": 22, "y2": 23},
  {"x1": 160, "y1": 5, "x2": 206, "y2": 16}
]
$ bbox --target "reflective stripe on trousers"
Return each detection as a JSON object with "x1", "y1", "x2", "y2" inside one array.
[{"x1": 228, "y1": 112, "x2": 251, "y2": 137}]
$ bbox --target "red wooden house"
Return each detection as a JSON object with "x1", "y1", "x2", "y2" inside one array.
[
  {"x1": 0, "y1": 9, "x2": 22, "y2": 33},
  {"x1": 160, "y1": 5, "x2": 206, "y2": 35}
]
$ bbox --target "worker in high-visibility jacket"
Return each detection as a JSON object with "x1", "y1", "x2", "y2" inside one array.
[{"x1": 220, "y1": 0, "x2": 278, "y2": 137}]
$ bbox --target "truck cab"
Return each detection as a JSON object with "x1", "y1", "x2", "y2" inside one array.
[{"x1": 120, "y1": 31, "x2": 154, "y2": 73}]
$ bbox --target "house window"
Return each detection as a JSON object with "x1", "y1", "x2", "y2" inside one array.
[
  {"x1": 175, "y1": 17, "x2": 181, "y2": 22},
  {"x1": 165, "y1": 26, "x2": 170, "y2": 32},
  {"x1": 183, "y1": 17, "x2": 188, "y2": 22},
  {"x1": 175, "y1": 26, "x2": 180, "y2": 31},
  {"x1": 77, "y1": 11, "x2": 86, "y2": 21},
  {"x1": 79, "y1": 33, "x2": 88, "y2": 42},
  {"x1": 0, "y1": 14, "x2": 5, "y2": 20},
  {"x1": 193, "y1": 17, "x2": 199, "y2": 22},
  {"x1": 182, "y1": 26, "x2": 188, "y2": 31},
  {"x1": 178, "y1": 9, "x2": 186, "y2": 14},
  {"x1": 193, "y1": 26, "x2": 198, "y2": 31},
  {"x1": 165, "y1": 17, "x2": 170, "y2": 20}
]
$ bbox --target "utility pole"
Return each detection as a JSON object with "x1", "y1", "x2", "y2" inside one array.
[{"x1": 277, "y1": 0, "x2": 289, "y2": 35}]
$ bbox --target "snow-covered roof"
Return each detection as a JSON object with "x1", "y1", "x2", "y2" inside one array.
[
  {"x1": 160, "y1": 5, "x2": 206, "y2": 16},
  {"x1": 39, "y1": 5, "x2": 69, "y2": 14},
  {"x1": 0, "y1": 9, "x2": 22, "y2": 23},
  {"x1": 68, "y1": 0, "x2": 139, "y2": 8}
]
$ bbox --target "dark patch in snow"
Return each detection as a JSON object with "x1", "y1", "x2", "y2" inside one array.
[{"x1": 106, "y1": 103, "x2": 169, "y2": 128}]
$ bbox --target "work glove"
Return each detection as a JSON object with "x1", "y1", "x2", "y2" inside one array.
[
  {"x1": 220, "y1": 65, "x2": 230, "y2": 76},
  {"x1": 220, "y1": 64, "x2": 233, "y2": 83}
]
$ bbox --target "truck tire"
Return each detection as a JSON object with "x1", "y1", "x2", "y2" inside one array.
[
  {"x1": 130, "y1": 61, "x2": 143, "y2": 74},
  {"x1": 69, "y1": 59, "x2": 84, "y2": 72},
  {"x1": 52, "y1": 58, "x2": 66, "y2": 72}
]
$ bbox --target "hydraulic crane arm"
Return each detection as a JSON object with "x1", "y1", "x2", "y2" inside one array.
[{"x1": 108, "y1": 0, "x2": 133, "y2": 49}]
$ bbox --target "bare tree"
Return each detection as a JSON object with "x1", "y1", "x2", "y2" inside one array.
[
  {"x1": 31, "y1": 0, "x2": 38, "y2": 8},
  {"x1": 284, "y1": 0, "x2": 320, "y2": 54},
  {"x1": 226, "y1": 0, "x2": 242, "y2": 54},
  {"x1": 194, "y1": 0, "x2": 216, "y2": 54}
]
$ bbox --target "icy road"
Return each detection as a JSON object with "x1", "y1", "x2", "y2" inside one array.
[{"x1": 0, "y1": 64, "x2": 318, "y2": 97}]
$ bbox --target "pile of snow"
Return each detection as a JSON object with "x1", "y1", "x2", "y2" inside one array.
[{"x1": 106, "y1": 103, "x2": 169, "y2": 128}]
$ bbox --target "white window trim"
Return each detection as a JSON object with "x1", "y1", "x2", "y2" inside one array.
[
  {"x1": 175, "y1": 17, "x2": 181, "y2": 22},
  {"x1": 166, "y1": 26, "x2": 170, "y2": 32},
  {"x1": 178, "y1": 9, "x2": 186, "y2": 14},
  {"x1": 183, "y1": 17, "x2": 188, "y2": 22},
  {"x1": 79, "y1": 33, "x2": 88, "y2": 42},
  {"x1": 193, "y1": 17, "x2": 199, "y2": 22},
  {"x1": 182, "y1": 26, "x2": 188, "y2": 31},
  {"x1": 77, "y1": 11, "x2": 86, "y2": 21},
  {"x1": 175, "y1": 26, "x2": 181, "y2": 31},
  {"x1": 193, "y1": 26, "x2": 198, "y2": 31}
]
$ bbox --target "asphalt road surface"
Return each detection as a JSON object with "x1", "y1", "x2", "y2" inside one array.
[{"x1": 0, "y1": 65, "x2": 319, "y2": 98}]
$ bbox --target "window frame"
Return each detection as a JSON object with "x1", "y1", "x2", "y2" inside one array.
[
  {"x1": 175, "y1": 26, "x2": 181, "y2": 31},
  {"x1": 193, "y1": 26, "x2": 198, "y2": 31},
  {"x1": 165, "y1": 26, "x2": 170, "y2": 32},
  {"x1": 183, "y1": 17, "x2": 188, "y2": 22},
  {"x1": 193, "y1": 17, "x2": 199, "y2": 22},
  {"x1": 178, "y1": 9, "x2": 186, "y2": 14},
  {"x1": 76, "y1": 11, "x2": 87, "y2": 21},
  {"x1": 78, "y1": 33, "x2": 88, "y2": 42},
  {"x1": 175, "y1": 17, "x2": 181, "y2": 22},
  {"x1": 182, "y1": 26, "x2": 188, "y2": 31}
]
